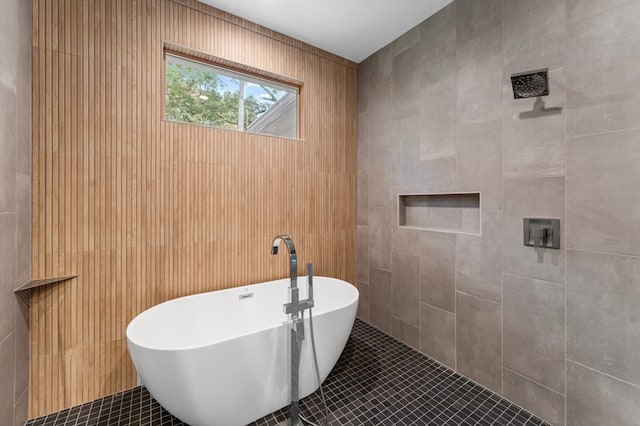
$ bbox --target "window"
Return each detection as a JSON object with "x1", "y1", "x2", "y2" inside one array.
[{"x1": 164, "y1": 54, "x2": 298, "y2": 139}]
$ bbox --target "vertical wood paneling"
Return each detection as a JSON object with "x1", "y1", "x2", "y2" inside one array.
[{"x1": 31, "y1": 0, "x2": 357, "y2": 417}]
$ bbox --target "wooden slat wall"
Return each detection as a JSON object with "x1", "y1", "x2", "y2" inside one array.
[{"x1": 30, "y1": 0, "x2": 357, "y2": 417}]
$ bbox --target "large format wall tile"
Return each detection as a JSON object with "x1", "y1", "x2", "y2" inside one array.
[
  {"x1": 357, "y1": 58, "x2": 371, "y2": 114},
  {"x1": 0, "y1": 85, "x2": 16, "y2": 214},
  {"x1": 419, "y1": 3, "x2": 456, "y2": 89},
  {"x1": 14, "y1": 298, "x2": 28, "y2": 403},
  {"x1": 15, "y1": 66, "x2": 30, "y2": 177},
  {"x1": 356, "y1": 283, "x2": 369, "y2": 322},
  {"x1": 370, "y1": 267, "x2": 393, "y2": 333},
  {"x1": 368, "y1": 81, "x2": 392, "y2": 151},
  {"x1": 566, "y1": 1, "x2": 640, "y2": 136},
  {"x1": 567, "y1": 0, "x2": 629, "y2": 24},
  {"x1": 356, "y1": 225, "x2": 369, "y2": 285},
  {"x1": 368, "y1": 208, "x2": 392, "y2": 271},
  {"x1": 357, "y1": 112, "x2": 369, "y2": 171},
  {"x1": 456, "y1": 0, "x2": 501, "y2": 45},
  {"x1": 391, "y1": 24, "x2": 420, "y2": 57},
  {"x1": 456, "y1": 120, "x2": 502, "y2": 210},
  {"x1": 420, "y1": 303, "x2": 456, "y2": 369},
  {"x1": 392, "y1": 254, "x2": 420, "y2": 327},
  {"x1": 503, "y1": 177, "x2": 565, "y2": 284},
  {"x1": 567, "y1": 0, "x2": 640, "y2": 69},
  {"x1": 419, "y1": 3, "x2": 456, "y2": 62},
  {"x1": 392, "y1": 113, "x2": 420, "y2": 186},
  {"x1": 456, "y1": 210, "x2": 502, "y2": 302},
  {"x1": 503, "y1": 0, "x2": 565, "y2": 78},
  {"x1": 370, "y1": 306, "x2": 392, "y2": 334},
  {"x1": 503, "y1": 274, "x2": 565, "y2": 392},
  {"x1": 567, "y1": 250, "x2": 640, "y2": 386},
  {"x1": 503, "y1": 368, "x2": 565, "y2": 426},
  {"x1": 0, "y1": 0, "x2": 18, "y2": 94},
  {"x1": 369, "y1": 45, "x2": 392, "y2": 88},
  {"x1": 368, "y1": 146, "x2": 392, "y2": 209},
  {"x1": 0, "y1": 214, "x2": 16, "y2": 342},
  {"x1": 392, "y1": 45, "x2": 421, "y2": 119},
  {"x1": 16, "y1": 0, "x2": 30, "y2": 72},
  {"x1": 357, "y1": 170, "x2": 368, "y2": 226},
  {"x1": 370, "y1": 267, "x2": 392, "y2": 311},
  {"x1": 15, "y1": 174, "x2": 30, "y2": 287},
  {"x1": 566, "y1": 56, "x2": 640, "y2": 138},
  {"x1": 422, "y1": 53, "x2": 456, "y2": 94},
  {"x1": 392, "y1": 225, "x2": 420, "y2": 257},
  {"x1": 567, "y1": 361, "x2": 640, "y2": 426},
  {"x1": 420, "y1": 77, "x2": 456, "y2": 162},
  {"x1": 566, "y1": 128, "x2": 640, "y2": 256},
  {"x1": 420, "y1": 231, "x2": 456, "y2": 313},
  {"x1": 456, "y1": 292, "x2": 502, "y2": 393},
  {"x1": 392, "y1": 317, "x2": 419, "y2": 349},
  {"x1": 502, "y1": 68, "x2": 566, "y2": 179},
  {"x1": 420, "y1": 156, "x2": 457, "y2": 193},
  {"x1": 456, "y1": 27, "x2": 503, "y2": 124},
  {"x1": 0, "y1": 333, "x2": 15, "y2": 425},
  {"x1": 14, "y1": 388, "x2": 27, "y2": 426}
]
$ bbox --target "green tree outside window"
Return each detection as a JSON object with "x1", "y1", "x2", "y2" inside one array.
[{"x1": 165, "y1": 55, "x2": 297, "y2": 138}]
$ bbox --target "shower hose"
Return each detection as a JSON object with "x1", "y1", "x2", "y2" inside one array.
[{"x1": 298, "y1": 307, "x2": 330, "y2": 426}]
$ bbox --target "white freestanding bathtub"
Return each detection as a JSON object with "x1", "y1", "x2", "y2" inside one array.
[{"x1": 126, "y1": 276, "x2": 358, "y2": 426}]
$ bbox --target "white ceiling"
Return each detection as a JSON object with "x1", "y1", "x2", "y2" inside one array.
[{"x1": 198, "y1": 0, "x2": 454, "y2": 63}]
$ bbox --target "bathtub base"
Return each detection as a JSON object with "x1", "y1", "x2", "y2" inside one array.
[{"x1": 127, "y1": 276, "x2": 358, "y2": 426}]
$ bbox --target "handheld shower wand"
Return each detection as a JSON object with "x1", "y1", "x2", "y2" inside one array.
[{"x1": 307, "y1": 263, "x2": 313, "y2": 303}]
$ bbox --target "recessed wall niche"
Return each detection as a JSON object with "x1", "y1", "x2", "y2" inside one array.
[{"x1": 398, "y1": 192, "x2": 481, "y2": 235}]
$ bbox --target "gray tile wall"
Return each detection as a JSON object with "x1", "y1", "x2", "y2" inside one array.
[
  {"x1": 0, "y1": 0, "x2": 32, "y2": 424},
  {"x1": 356, "y1": 0, "x2": 640, "y2": 424}
]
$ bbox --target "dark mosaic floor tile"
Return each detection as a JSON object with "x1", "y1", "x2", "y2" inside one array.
[{"x1": 25, "y1": 319, "x2": 551, "y2": 426}]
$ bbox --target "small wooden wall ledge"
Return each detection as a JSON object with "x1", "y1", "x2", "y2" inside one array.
[{"x1": 14, "y1": 275, "x2": 78, "y2": 293}]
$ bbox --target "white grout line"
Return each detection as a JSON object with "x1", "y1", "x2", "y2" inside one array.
[
  {"x1": 455, "y1": 289, "x2": 502, "y2": 306},
  {"x1": 565, "y1": 247, "x2": 640, "y2": 260},
  {"x1": 565, "y1": 124, "x2": 640, "y2": 141},
  {"x1": 0, "y1": 329, "x2": 15, "y2": 347},
  {"x1": 503, "y1": 366, "x2": 566, "y2": 397},
  {"x1": 502, "y1": 272, "x2": 565, "y2": 288},
  {"x1": 566, "y1": 359, "x2": 640, "y2": 391}
]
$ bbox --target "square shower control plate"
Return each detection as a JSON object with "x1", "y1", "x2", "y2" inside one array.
[{"x1": 523, "y1": 218, "x2": 560, "y2": 249}]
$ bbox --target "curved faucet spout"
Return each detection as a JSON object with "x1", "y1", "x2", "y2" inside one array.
[{"x1": 271, "y1": 235, "x2": 298, "y2": 288}]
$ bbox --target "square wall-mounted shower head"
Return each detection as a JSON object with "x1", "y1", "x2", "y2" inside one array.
[{"x1": 510, "y1": 68, "x2": 549, "y2": 99}]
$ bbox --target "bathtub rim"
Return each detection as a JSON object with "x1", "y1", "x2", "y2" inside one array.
[{"x1": 126, "y1": 276, "x2": 359, "y2": 352}]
